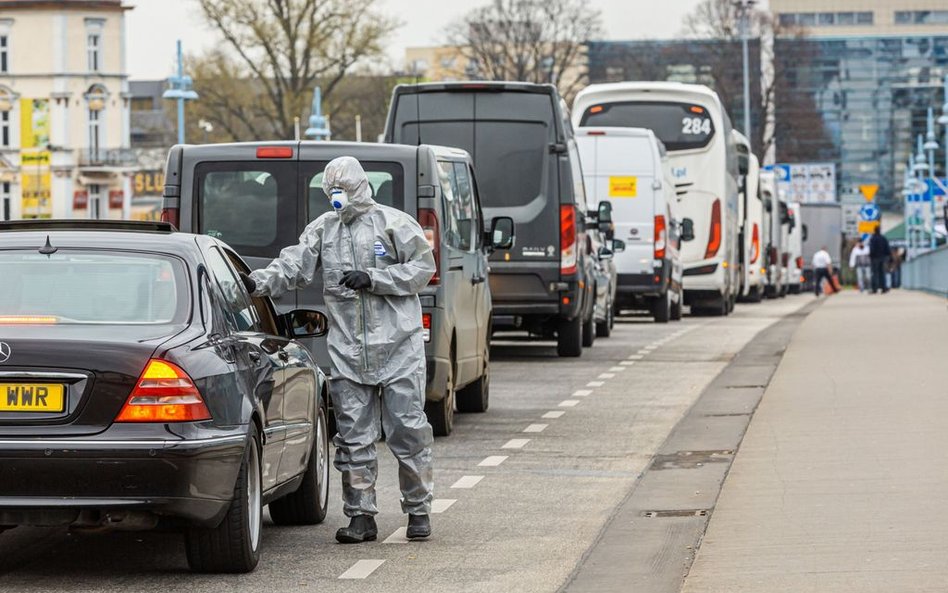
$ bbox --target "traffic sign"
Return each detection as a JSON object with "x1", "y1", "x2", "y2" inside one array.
[
  {"x1": 859, "y1": 184, "x2": 878, "y2": 202},
  {"x1": 858, "y1": 204, "x2": 880, "y2": 221}
]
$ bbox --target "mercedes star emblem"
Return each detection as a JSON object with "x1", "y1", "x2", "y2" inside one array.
[{"x1": 0, "y1": 342, "x2": 10, "y2": 364}]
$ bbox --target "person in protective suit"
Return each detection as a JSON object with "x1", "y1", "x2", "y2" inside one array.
[{"x1": 241, "y1": 156, "x2": 436, "y2": 543}]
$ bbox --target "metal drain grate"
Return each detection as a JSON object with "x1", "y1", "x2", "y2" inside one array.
[
  {"x1": 642, "y1": 509, "x2": 709, "y2": 518},
  {"x1": 649, "y1": 450, "x2": 734, "y2": 470}
]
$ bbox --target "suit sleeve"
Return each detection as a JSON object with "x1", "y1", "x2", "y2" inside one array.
[
  {"x1": 249, "y1": 218, "x2": 323, "y2": 298},
  {"x1": 366, "y1": 214, "x2": 436, "y2": 296}
]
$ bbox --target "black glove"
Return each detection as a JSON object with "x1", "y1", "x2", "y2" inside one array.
[
  {"x1": 339, "y1": 270, "x2": 372, "y2": 290},
  {"x1": 239, "y1": 272, "x2": 257, "y2": 295}
]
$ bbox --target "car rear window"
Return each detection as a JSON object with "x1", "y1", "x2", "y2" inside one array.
[
  {"x1": 580, "y1": 101, "x2": 715, "y2": 151},
  {"x1": 0, "y1": 250, "x2": 186, "y2": 325},
  {"x1": 303, "y1": 161, "x2": 405, "y2": 222}
]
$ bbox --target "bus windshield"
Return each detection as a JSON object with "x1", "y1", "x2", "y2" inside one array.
[{"x1": 580, "y1": 101, "x2": 715, "y2": 151}]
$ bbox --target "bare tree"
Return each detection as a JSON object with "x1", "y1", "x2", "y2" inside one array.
[
  {"x1": 447, "y1": 0, "x2": 603, "y2": 101},
  {"x1": 188, "y1": 0, "x2": 397, "y2": 141}
]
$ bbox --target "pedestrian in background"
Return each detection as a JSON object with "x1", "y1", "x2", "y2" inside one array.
[
  {"x1": 848, "y1": 240, "x2": 871, "y2": 292},
  {"x1": 889, "y1": 247, "x2": 903, "y2": 289},
  {"x1": 812, "y1": 246, "x2": 839, "y2": 297},
  {"x1": 868, "y1": 226, "x2": 891, "y2": 294}
]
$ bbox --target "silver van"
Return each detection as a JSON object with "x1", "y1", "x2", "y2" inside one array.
[{"x1": 161, "y1": 141, "x2": 513, "y2": 436}]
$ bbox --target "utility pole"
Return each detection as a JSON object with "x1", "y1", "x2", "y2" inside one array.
[
  {"x1": 735, "y1": 0, "x2": 756, "y2": 143},
  {"x1": 162, "y1": 40, "x2": 199, "y2": 145},
  {"x1": 924, "y1": 108, "x2": 939, "y2": 250}
]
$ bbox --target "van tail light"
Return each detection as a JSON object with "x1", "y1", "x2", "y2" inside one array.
[
  {"x1": 704, "y1": 199, "x2": 722, "y2": 259},
  {"x1": 115, "y1": 360, "x2": 211, "y2": 423},
  {"x1": 418, "y1": 208, "x2": 440, "y2": 285},
  {"x1": 750, "y1": 223, "x2": 760, "y2": 264},
  {"x1": 560, "y1": 205, "x2": 577, "y2": 276},
  {"x1": 796, "y1": 256, "x2": 804, "y2": 270},
  {"x1": 781, "y1": 252, "x2": 789, "y2": 267},
  {"x1": 422, "y1": 313, "x2": 431, "y2": 342},
  {"x1": 160, "y1": 207, "x2": 179, "y2": 230},
  {"x1": 256, "y1": 146, "x2": 294, "y2": 158},
  {"x1": 654, "y1": 214, "x2": 666, "y2": 260}
]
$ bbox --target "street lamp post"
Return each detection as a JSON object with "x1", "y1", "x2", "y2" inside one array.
[
  {"x1": 162, "y1": 40, "x2": 199, "y2": 145},
  {"x1": 913, "y1": 134, "x2": 929, "y2": 251},
  {"x1": 924, "y1": 108, "x2": 939, "y2": 250},
  {"x1": 734, "y1": 0, "x2": 757, "y2": 141},
  {"x1": 937, "y1": 74, "x2": 948, "y2": 239}
]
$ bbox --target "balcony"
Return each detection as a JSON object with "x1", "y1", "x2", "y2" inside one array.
[{"x1": 76, "y1": 148, "x2": 137, "y2": 169}]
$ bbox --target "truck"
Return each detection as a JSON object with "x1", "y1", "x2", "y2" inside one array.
[{"x1": 799, "y1": 202, "x2": 843, "y2": 290}]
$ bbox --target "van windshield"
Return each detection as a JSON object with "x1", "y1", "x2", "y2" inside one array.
[{"x1": 580, "y1": 101, "x2": 715, "y2": 151}]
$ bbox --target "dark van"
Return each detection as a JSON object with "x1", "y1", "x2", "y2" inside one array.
[
  {"x1": 384, "y1": 82, "x2": 598, "y2": 357},
  {"x1": 162, "y1": 141, "x2": 512, "y2": 436}
]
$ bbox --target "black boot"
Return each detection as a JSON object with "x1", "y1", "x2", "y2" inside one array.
[
  {"x1": 335, "y1": 515, "x2": 378, "y2": 544},
  {"x1": 406, "y1": 514, "x2": 431, "y2": 539}
]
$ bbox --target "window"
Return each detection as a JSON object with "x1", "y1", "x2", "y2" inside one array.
[
  {"x1": 87, "y1": 33, "x2": 100, "y2": 72},
  {"x1": 778, "y1": 13, "x2": 796, "y2": 27},
  {"x1": 855, "y1": 12, "x2": 873, "y2": 25},
  {"x1": 452, "y1": 162, "x2": 477, "y2": 251},
  {"x1": 87, "y1": 108, "x2": 100, "y2": 157},
  {"x1": 204, "y1": 247, "x2": 260, "y2": 333},
  {"x1": 0, "y1": 35, "x2": 7, "y2": 73},
  {"x1": 1, "y1": 110, "x2": 9, "y2": 147},
  {"x1": 196, "y1": 162, "x2": 296, "y2": 257},
  {"x1": 88, "y1": 184, "x2": 103, "y2": 219},
  {"x1": 797, "y1": 13, "x2": 816, "y2": 26},
  {"x1": 305, "y1": 161, "x2": 405, "y2": 222},
  {"x1": 580, "y1": 101, "x2": 716, "y2": 152},
  {"x1": 818, "y1": 13, "x2": 834, "y2": 26},
  {"x1": 1, "y1": 181, "x2": 10, "y2": 221},
  {"x1": 895, "y1": 11, "x2": 911, "y2": 24}
]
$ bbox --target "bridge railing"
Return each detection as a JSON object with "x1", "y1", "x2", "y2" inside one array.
[{"x1": 903, "y1": 244, "x2": 948, "y2": 297}]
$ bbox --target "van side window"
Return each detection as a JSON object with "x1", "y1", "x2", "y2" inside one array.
[
  {"x1": 438, "y1": 160, "x2": 471, "y2": 252},
  {"x1": 452, "y1": 162, "x2": 478, "y2": 252},
  {"x1": 204, "y1": 247, "x2": 261, "y2": 333}
]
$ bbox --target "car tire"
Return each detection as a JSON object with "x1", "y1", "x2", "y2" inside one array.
[
  {"x1": 596, "y1": 298, "x2": 613, "y2": 338},
  {"x1": 671, "y1": 290, "x2": 683, "y2": 321},
  {"x1": 185, "y1": 426, "x2": 262, "y2": 574},
  {"x1": 269, "y1": 397, "x2": 330, "y2": 526},
  {"x1": 557, "y1": 316, "x2": 583, "y2": 357},
  {"x1": 653, "y1": 291, "x2": 671, "y2": 323},
  {"x1": 581, "y1": 309, "x2": 596, "y2": 348},
  {"x1": 457, "y1": 344, "x2": 489, "y2": 414},
  {"x1": 426, "y1": 349, "x2": 455, "y2": 436}
]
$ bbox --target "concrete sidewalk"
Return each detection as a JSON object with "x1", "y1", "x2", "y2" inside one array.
[{"x1": 681, "y1": 290, "x2": 948, "y2": 593}]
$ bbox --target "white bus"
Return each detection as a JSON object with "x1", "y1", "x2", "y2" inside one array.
[
  {"x1": 758, "y1": 169, "x2": 785, "y2": 297},
  {"x1": 733, "y1": 130, "x2": 764, "y2": 302},
  {"x1": 573, "y1": 82, "x2": 740, "y2": 315}
]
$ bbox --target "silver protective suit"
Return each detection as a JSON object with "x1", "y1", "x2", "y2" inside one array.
[{"x1": 249, "y1": 156, "x2": 436, "y2": 517}]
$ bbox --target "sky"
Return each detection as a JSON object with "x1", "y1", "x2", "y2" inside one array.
[{"x1": 126, "y1": 0, "x2": 711, "y2": 80}]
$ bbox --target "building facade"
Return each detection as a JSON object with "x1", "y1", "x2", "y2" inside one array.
[
  {"x1": 771, "y1": 0, "x2": 948, "y2": 208},
  {"x1": 0, "y1": 0, "x2": 133, "y2": 220}
]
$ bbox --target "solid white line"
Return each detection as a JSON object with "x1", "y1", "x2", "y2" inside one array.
[
  {"x1": 573, "y1": 389, "x2": 593, "y2": 397},
  {"x1": 598, "y1": 373, "x2": 615, "y2": 379},
  {"x1": 587, "y1": 380, "x2": 604, "y2": 387},
  {"x1": 383, "y1": 527, "x2": 408, "y2": 544},
  {"x1": 627, "y1": 354, "x2": 644, "y2": 360},
  {"x1": 609, "y1": 366, "x2": 626, "y2": 372},
  {"x1": 542, "y1": 411, "x2": 565, "y2": 419},
  {"x1": 524, "y1": 423, "x2": 548, "y2": 433},
  {"x1": 431, "y1": 499, "x2": 456, "y2": 514},
  {"x1": 450, "y1": 475, "x2": 484, "y2": 489},
  {"x1": 503, "y1": 438, "x2": 530, "y2": 449},
  {"x1": 559, "y1": 400, "x2": 580, "y2": 407},
  {"x1": 479, "y1": 455, "x2": 508, "y2": 467},
  {"x1": 339, "y1": 559, "x2": 386, "y2": 579}
]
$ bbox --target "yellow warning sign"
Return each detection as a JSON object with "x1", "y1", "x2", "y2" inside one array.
[
  {"x1": 857, "y1": 220, "x2": 880, "y2": 234},
  {"x1": 859, "y1": 184, "x2": 878, "y2": 202},
  {"x1": 608, "y1": 176, "x2": 637, "y2": 198}
]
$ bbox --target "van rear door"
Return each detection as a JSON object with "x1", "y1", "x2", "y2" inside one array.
[{"x1": 576, "y1": 131, "x2": 656, "y2": 277}]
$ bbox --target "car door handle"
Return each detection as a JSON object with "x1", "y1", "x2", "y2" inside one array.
[
  {"x1": 248, "y1": 351, "x2": 261, "y2": 363},
  {"x1": 471, "y1": 275, "x2": 485, "y2": 285}
]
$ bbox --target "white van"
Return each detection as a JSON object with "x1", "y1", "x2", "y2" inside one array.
[
  {"x1": 786, "y1": 202, "x2": 804, "y2": 293},
  {"x1": 575, "y1": 127, "x2": 683, "y2": 322},
  {"x1": 758, "y1": 169, "x2": 784, "y2": 297}
]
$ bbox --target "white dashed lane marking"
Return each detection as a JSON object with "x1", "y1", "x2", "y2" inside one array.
[
  {"x1": 587, "y1": 381, "x2": 604, "y2": 387},
  {"x1": 450, "y1": 475, "x2": 484, "y2": 489},
  {"x1": 559, "y1": 400, "x2": 580, "y2": 407},
  {"x1": 383, "y1": 528, "x2": 408, "y2": 544},
  {"x1": 502, "y1": 438, "x2": 530, "y2": 449},
  {"x1": 573, "y1": 389, "x2": 592, "y2": 397},
  {"x1": 542, "y1": 411, "x2": 565, "y2": 419},
  {"x1": 598, "y1": 373, "x2": 615, "y2": 379},
  {"x1": 478, "y1": 455, "x2": 508, "y2": 467},
  {"x1": 609, "y1": 366, "x2": 626, "y2": 372},
  {"x1": 620, "y1": 360, "x2": 636, "y2": 366},
  {"x1": 432, "y1": 499, "x2": 456, "y2": 513},
  {"x1": 627, "y1": 354, "x2": 644, "y2": 360},
  {"x1": 339, "y1": 559, "x2": 386, "y2": 579},
  {"x1": 524, "y1": 423, "x2": 548, "y2": 433}
]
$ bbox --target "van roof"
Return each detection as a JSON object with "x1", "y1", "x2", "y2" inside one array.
[
  {"x1": 575, "y1": 81, "x2": 722, "y2": 106},
  {"x1": 393, "y1": 81, "x2": 559, "y2": 96},
  {"x1": 177, "y1": 140, "x2": 420, "y2": 158}
]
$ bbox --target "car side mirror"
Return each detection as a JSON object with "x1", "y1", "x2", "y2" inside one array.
[
  {"x1": 597, "y1": 246, "x2": 614, "y2": 260},
  {"x1": 489, "y1": 216, "x2": 515, "y2": 250},
  {"x1": 611, "y1": 238, "x2": 626, "y2": 253},
  {"x1": 681, "y1": 218, "x2": 696, "y2": 242},
  {"x1": 802, "y1": 224, "x2": 808, "y2": 242},
  {"x1": 283, "y1": 309, "x2": 328, "y2": 339}
]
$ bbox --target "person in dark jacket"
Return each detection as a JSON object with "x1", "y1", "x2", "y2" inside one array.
[{"x1": 868, "y1": 227, "x2": 891, "y2": 294}]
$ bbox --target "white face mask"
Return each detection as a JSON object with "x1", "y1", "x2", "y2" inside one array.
[{"x1": 329, "y1": 188, "x2": 349, "y2": 211}]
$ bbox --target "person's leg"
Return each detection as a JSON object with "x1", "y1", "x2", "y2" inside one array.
[
  {"x1": 380, "y1": 365, "x2": 434, "y2": 518},
  {"x1": 331, "y1": 377, "x2": 381, "y2": 518},
  {"x1": 814, "y1": 268, "x2": 823, "y2": 296},
  {"x1": 858, "y1": 266, "x2": 869, "y2": 292},
  {"x1": 870, "y1": 260, "x2": 881, "y2": 293}
]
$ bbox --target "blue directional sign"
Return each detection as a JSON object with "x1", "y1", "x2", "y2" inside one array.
[{"x1": 859, "y1": 204, "x2": 880, "y2": 221}]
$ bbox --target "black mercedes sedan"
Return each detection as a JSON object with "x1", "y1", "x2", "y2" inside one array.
[{"x1": 0, "y1": 220, "x2": 331, "y2": 573}]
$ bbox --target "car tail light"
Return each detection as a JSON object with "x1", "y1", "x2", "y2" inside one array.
[
  {"x1": 654, "y1": 215, "x2": 666, "y2": 260},
  {"x1": 115, "y1": 360, "x2": 211, "y2": 423},
  {"x1": 704, "y1": 199, "x2": 722, "y2": 259},
  {"x1": 160, "y1": 206, "x2": 179, "y2": 229},
  {"x1": 256, "y1": 146, "x2": 293, "y2": 158},
  {"x1": 418, "y1": 208, "x2": 440, "y2": 285},
  {"x1": 560, "y1": 205, "x2": 577, "y2": 276},
  {"x1": 750, "y1": 223, "x2": 760, "y2": 264},
  {"x1": 422, "y1": 313, "x2": 431, "y2": 342},
  {"x1": 796, "y1": 256, "x2": 804, "y2": 269}
]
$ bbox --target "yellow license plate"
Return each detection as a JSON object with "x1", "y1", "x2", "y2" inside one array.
[{"x1": 0, "y1": 384, "x2": 65, "y2": 412}]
